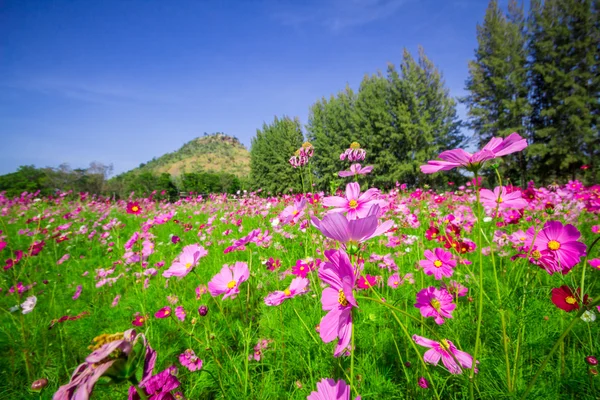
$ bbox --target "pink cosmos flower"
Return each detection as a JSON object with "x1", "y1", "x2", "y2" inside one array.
[
  {"x1": 356, "y1": 274, "x2": 378, "y2": 290},
  {"x1": 292, "y1": 258, "x2": 320, "y2": 278},
  {"x1": 279, "y1": 198, "x2": 306, "y2": 226},
  {"x1": 414, "y1": 287, "x2": 456, "y2": 325},
  {"x1": 57, "y1": 254, "x2": 70, "y2": 265},
  {"x1": 311, "y1": 205, "x2": 393, "y2": 248},
  {"x1": 525, "y1": 220, "x2": 587, "y2": 274},
  {"x1": 338, "y1": 163, "x2": 373, "y2": 178},
  {"x1": 419, "y1": 248, "x2": 456, "y2": 280},
  {"x1": 307, "y1": 378, "x2": 360, "y2": 400},
  {"x1": 195, "y1": 284, "x2": 208, "y2": 299},
  {"x1": 442, "y1": 281, "x2": 468, "y2": 297},
  {"x1": 154, "y1": 306, "x2": 172, "y2": 319},
  {"x1": 162, "y1": 244, "x2": 208, "y2": 278},
  {"x1": 208, "y1": 262, "x2": 250, "y2": 300},
  {"x1": 387, "y1": 273, "x2": 402, "y2": 289},
  {"x1": 129, "y1": 366, "x2": 180, "y2": 400},
  {"x1": 413, "y1": 334, "x2": 477, "y2": 374},
  {"x1": 589, "y1": 259, "x2": 600, "y2": 270},
  {"x1": 479, "y1": 186, "x2": 528, "y2": 212},
  {"x1": 323, "y1": 182, "x2": 381, "y2": 220},
  {"x1": 418, "y1": 377, "x2": 429, "y2": 389},
  {"x1": 179, "y1": 349, "x2": 203, "y2": 372},
  {"x1": 264, "y1": 277, "x2": 309, "y2": 306},
  {"x1": 72, "y1": 285, "x2": 82, "y2": 300},
  {"x1": 421, "y1": 132, "x2": 527, "y2": 174},
  {"x1": 175, "y1": 306, "x2": 186, "y2": 321},
  {"x1": 318, "y1": 249, "x2": 358, "y2": 357}
]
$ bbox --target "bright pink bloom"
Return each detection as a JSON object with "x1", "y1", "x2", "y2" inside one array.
[
  {"x1": 525, "y1": 220, "x2": 586, "y2": 274},
  {"x1": 179, "y1": 349, "x2": 203, "y2": 372},
  {"x1": 208, "y1": 262, "x2": 250, "y2": 300},
  {"x1": 479, "y1": 186, "x2": 528, "y2": 212},
  {"x1": 418, "y1": 377, "x2": 429, "y2": 389},
  {"x1": 589, "y1": 259, "x2": 600, "y2": 270},
  {"x1": 388, "y1": 273, "x2": 401, "y2": 289},
  {"x1": 414, "y1": 287, "x2": 456, "y2": 325},
  {"x1": 126, "y1": 202, "x2": 142, "y2": 215},
  {"x1": 338, "y1": 163, "x2": 373, "y2": 178},
  {"x1": 421, "y1": 133, "x2": 527, "y2": 173},
  {"x1": 162, "y1": 244, "x2": 208, "y2": 278},
  {"x1": 311, "y1": 205, "x2": 393, "y2": 247},
  {"x1": 154, "y1": 306, "x2": 172, "y2": 319},
  {"x1": 72, "y1": 285, "x2": 82, "y2": 300},
  {"x1": 308, "y1": 378, "x2": 359, "y2": 400},
  {"x1": 413, "y1": 335, "x2": 477, "y2": 374},
  {"x1": 419, "y1": 248, "x2": 456, "y2": 280},
  {"x1": 279, "y1": 198, "x2": 306, "y2": 225},
  {"x1": 356, "y1": 274, "x2": 378, "y2": 290},
  {"x1": 322, "y1": 182, "x2": 381, "y2": 220},
  {"x1": 264, "y1": 277, "x2": 309, "y2": 306},
  {"x1": 175, "y1": 306, "x2": 186, "y2": 321},
  {"x1": 318, "y1": 249, "x2": 358, "y2": 357},
  {"x1": 442, "y1": 281, "x2": 468, "y2": 297}
]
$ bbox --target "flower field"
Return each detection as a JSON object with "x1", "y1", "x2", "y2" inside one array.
[{"x1": 1, "y1": 136, "x2": 600, "y2": 399}]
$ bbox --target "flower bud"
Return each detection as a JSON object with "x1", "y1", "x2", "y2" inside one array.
[
  {"x1": 586, "y1": 356, "x2": 598, "y2": 366},
  {"x1": 198, "y1": 305, "x2": 208, "y2": 316},
  {"x1": 31, "y1": 378, "x2": 48, "y2": 391}
]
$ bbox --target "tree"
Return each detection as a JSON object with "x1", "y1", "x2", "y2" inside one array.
[
  {"x1": 250, "y1": 116, "x2": 305, "y2": 194},
  {"x1": 528, "y1": 0, "x2": 599, "y2": 183},
  {"x1": 463, "y1": 0, "x2": 530, "y2": 185}
]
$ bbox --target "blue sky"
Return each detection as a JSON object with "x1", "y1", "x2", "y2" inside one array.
[{"x1": 1, "y1": 0, "x2": 502, "y2": 175}]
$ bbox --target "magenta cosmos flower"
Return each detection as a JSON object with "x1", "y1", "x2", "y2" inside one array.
[
  {"x1": 413, "y1": 335, "x2": 477, "y2": 375},
  {"x1": 419, "y1": 248, "x2": 456, "y2": 280},
  {"x1": 264, "y1": 277, "x2": 309, "y2": 306},
  {"x1": 54, "y1": 329, "x2": 156, "y2": 400},
  {"x1": 208, "y1": 262, "x2": 250, "y2": 300},
  {"x1": 479, "y1": 186, "x2": 528, "y2": 212},
  {"x1": 525, "y1": 220, "x2": 587, "y2": 274},
  {"x1": 421, "y1": 132, "x2": 527, "y2": 174},
  {"x1": 162, "y1": 244, "x2": 208, "y2": 278},
  {"x1": 307, "y1": 378, "x2": 360, "y2": 400},
  {"x1": 318, "y1": 249, "x2": 358, "y2": 357},
  {"x1": 414, "y1": 287, "x2": 456, "y2": 325},
  {"x1": 338, "y1": 163, "x2": 373, "y2": 178},
  {"x1": 311, "y1": 205, "x2": 393, "y2": 249},
  {"x1": 279, "y1": 198, "x2": 306, "y2": 226},
  {"x1": 322, "y1": 182, "x2": 381, "y2": 220},
  {"x1": 179, "y1": 349, "x2": 203, "y2": 372}
]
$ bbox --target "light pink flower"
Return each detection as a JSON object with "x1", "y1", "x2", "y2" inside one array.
[
  {"x1": 72, "y1": 285, "x2": 82, "y2": 300},
  {"x1": 162, "y1": 244, "x2": 208, "y2": 278},
  {"x1": 322, "y1": 182, "x2": 381, "y2": 220},
  {"x1": 179, "y1": 349, "x2": 202, "y2": 372},
  {"x1": 264, "y1": 277, "x2": 309, "y2": 306},
  {"x1": 175, "y1": 306, "x2": 186, "y2": 321},
  {"x1": 479, "y1": 186, "x2": 528, "y2": 212},
  {"x1": 308, "y1": 378, "x2": 360, "y2": 400},
  {"x1": 318, "y1": 249, "x2": 357, "y2": 357},
  {"x1": 413, "y1": 335, "x2": 477, "y2": 374},
  {"x1": 208, "y1": 262, "x2": 250, "y2": 300},
  {"x1": 338, "y1": 163, "x2": 373, "y2": 178}
]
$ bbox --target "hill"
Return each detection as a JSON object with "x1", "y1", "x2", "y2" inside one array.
[{"x1": 134, "y1": 133, "x2": 250, "y2": 178}]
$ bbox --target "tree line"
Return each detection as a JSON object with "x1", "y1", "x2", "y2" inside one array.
[{"x1": 251, "y1": 0, "x2": 599, "y2": 191}]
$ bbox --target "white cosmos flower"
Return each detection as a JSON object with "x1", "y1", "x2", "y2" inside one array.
[
  {"x1": 21, "y1": 296, "x2": 37, "y2": 314},
  {"x1": 581, "y1": 310, "x2": 596, "y2": 323}
]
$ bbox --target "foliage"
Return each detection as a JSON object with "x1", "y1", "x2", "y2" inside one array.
[
  {"x1": 306, "y1": 48, "x2": 465, "y2": 191},
  {"x1": 250, "y1": 116, "x2": 306, "y2": 194}
]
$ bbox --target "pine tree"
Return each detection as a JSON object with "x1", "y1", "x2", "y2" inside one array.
[
  {"x1": 250, "y1": 116, "x2": 304, "y2": 194},
  {"x1": 463, "y1": 0, "x2": 529, "y2": 185},
  {"x1": 528, "y1": 0, "x2": 598, "y2": 183}
]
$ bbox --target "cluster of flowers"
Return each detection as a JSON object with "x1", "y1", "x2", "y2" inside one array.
[{"x1": 289, "y1": 142, "x2": 315, "y2": 168}]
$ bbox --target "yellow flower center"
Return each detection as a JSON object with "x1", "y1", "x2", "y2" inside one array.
[
  {"x1": 185, "y1": 262, "x2": 192, "y2": 268},
  {"x1": 432, "y1": 233, "x2": 437, "y2": 238},
  {"x1": 433, "y1": 260, "x2": 443, "y2": 268},
  {"x1": 227, "y1": 280, "x2": 237, "y2": 289},
  {"x1": 284, "y1": 288, "x2": 291, "y2": 296},
  {"x1": 565, "y1": 296, "x2": 577, "y2": 305},
  {"x1": 548, "y1": 240, "x2": 561, "y2": 251},
  {"x1": 497, "y1": 197, "x2": 503, "y2": 203},
  {"x1": 132, "y1": 206, "x2": 139, "y2": 212},
  {"x1": 338, "y1": 289, "x2": 349, "y2": 306},
  {"x1": 532, "y1": 250, "x2": 541, "y2": 260},
  {"x1": 89, "y1": 332, "x2": 124, "y2": 351},
  {"x1": 139, "y1": 317, "x2": 145, "y2": 324},
  {"x1": 300, "y1": 266, "x2": 305, "y2": 271},
  {"x1": 302, "y1": 141, "x2": 313, "y2": 148},
  {"x1": 430, "y1": 299, "x2": 441, "y2": 311},
  {"x1": 292, "y1": 210, "x2": 299, "y2": 215},
  {"x1": 350, "y1": 142, "x2": 361, "y2": 149},
  {"x1": 348, "y1": 199, "x2": 358, "y2": 208},
  {"x1": 440, "y1": 339, "x2": 450, "y2": 351},
  {"x1": 294, "y1": 149, "x2": 301, "y2": 156}
]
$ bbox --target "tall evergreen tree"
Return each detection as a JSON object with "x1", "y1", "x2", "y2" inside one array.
[
  {"x1": 250, "y1": 116, "x2": 304, "y2": 194},
  {"x1": 528, "y1": 0, "x2": 599, "y2": 183},
  {"x1": 463, "y1": 0, "x2": 529, "y2": 185}
]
